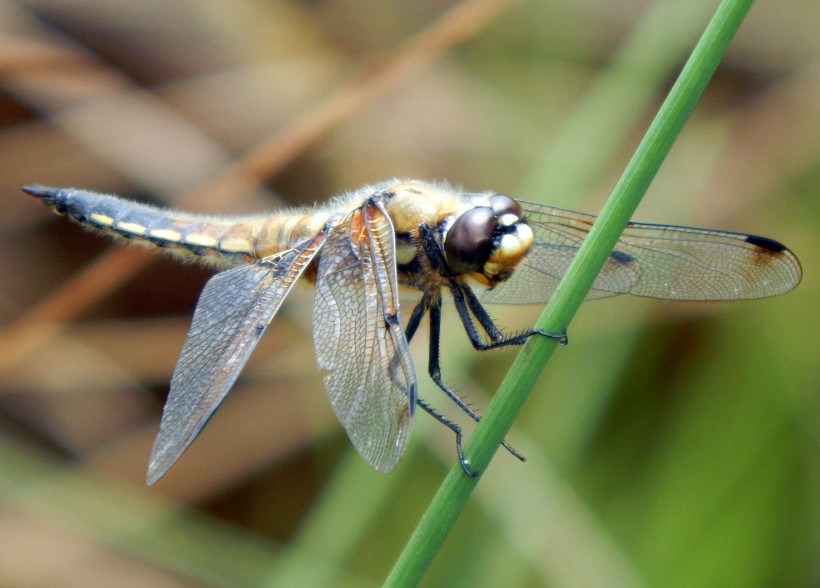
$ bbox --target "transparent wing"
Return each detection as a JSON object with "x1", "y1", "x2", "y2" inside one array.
[
  {"x1": 147, "y1": 233, "x2": 326, "y2": 484},
  {"x1": 313, "y1": 204, "x2": 416, "y2": 473},
  {"x1": 479, "y1": 201, "x2": 803, "y2": 305}
]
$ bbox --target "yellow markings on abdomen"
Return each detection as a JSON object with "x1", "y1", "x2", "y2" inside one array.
[
  {"x1": 115, "y1": 221, "x2": 147, "y2": 236},
  {"x1": 183, "y1": 233, "x2": 219, "y2": 248},
  {"x1": 217, "y1": 237, "x2": 253, "y2": 253},
  {"x1": 148, "y1": 228, "x2": 183, "y2": 242},
  {"x1": 84, "y1": 196, "x2": 329, "y2": 264},
  {"x1": 89, "y1": 212, "x2": 115, "y2": 226},
  {"x1": 89, "y1": 213, "x2": 149, "y2": 238}
]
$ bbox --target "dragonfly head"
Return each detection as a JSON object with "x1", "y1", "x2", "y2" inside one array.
[{"x1": 443, "y1": 194, "x2": 533, "y2": 287}]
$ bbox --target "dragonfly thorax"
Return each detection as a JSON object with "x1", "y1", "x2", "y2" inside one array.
[{"x1": 442, "y1": 194, "x2": 534, "y2": 286}]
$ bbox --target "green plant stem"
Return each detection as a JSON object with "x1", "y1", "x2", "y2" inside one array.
[{"x1": 384, "y1": 0, "x2": 755, "y2": 585}]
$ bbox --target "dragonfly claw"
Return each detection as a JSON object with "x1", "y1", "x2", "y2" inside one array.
[{"x1": 534, "y1": 328, "x2": 568, "y2": 346}]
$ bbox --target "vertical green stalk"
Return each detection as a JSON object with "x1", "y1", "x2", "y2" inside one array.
[{"x1": 385, "y1": 0, "x2": 756, "y2": 585}]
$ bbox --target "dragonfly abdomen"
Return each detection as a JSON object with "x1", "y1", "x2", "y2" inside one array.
[
  {"x1": 24, "y1": 185, "x2": 340, "y2": 267},
  {"x1": 23, "y1": 185, "x2": 266, "y2": 267}
]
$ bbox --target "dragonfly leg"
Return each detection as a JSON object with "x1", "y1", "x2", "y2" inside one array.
[
  {"x1": 403, "y1": 296, "x2": 427, "y2": 343},
  {"x1": 418, "y1": 223, "x2": 567, "y2": 350},
  {"x1": 426, "y1": 295, "x2": 526, "y2": 464},
  {"x1": 460, "y1": 285, "x2": 568, "y2": 349},
  {"x1": 415, "y1": 397, "x2": 476, "y2": 477}
]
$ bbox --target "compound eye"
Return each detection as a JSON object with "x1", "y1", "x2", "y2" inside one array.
[
  {"x1": 489, "y1": 194, "x2": 522, "y2": 220},
  {"x1": 444, "y1": 206, "x2": 497, "y2": 274}
]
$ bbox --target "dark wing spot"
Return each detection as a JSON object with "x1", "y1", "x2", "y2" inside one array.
[
  {"x1": 745, "y1": 234, "x2": 786, "y2": 253},
  {"x1": 609, "y1": 250, "x2": 636, "y2": 265}
]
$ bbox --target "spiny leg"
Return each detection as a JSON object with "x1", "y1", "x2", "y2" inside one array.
[
  {"x1": 415, "y1": 397, "x2": 475, "y2": 477},
  {"x1": 460, "y1": 283, "x2": 568, "y2": 349},
  {"x1": 403, "y1": 295, "x2": 426, "y2": 343},
  {"x1": 426, "y1": 295, "x2": 525, "y2": 463},
  {"x1": 418, "y1": 223, "x2": 567, "y2": 350},
  {"x1": 404, "y1": 292, "x2": 526, "y2": 466},
  {"x1": 391, "y1": 292, "x2": 475, "y2": 476}
]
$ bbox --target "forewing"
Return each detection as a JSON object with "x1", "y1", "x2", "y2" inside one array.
[
  {"x1": 313, "y1": 205, "x2": 415, "y2": 473},
  {"x1": 479, "y1": 201, "x2": 802, "y2": 304},
  {"x1": 147, "y1": 234, "x2": 326, "y2": 484}
]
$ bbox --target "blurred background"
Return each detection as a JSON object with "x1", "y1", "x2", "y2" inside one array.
[{"x1": 1, "y1": 0, "x2": 817, "y2": 586}]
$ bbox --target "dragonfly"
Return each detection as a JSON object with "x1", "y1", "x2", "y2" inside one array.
[{"x1": 23, "y1": 180, "x2": 802, "y2": 483}]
